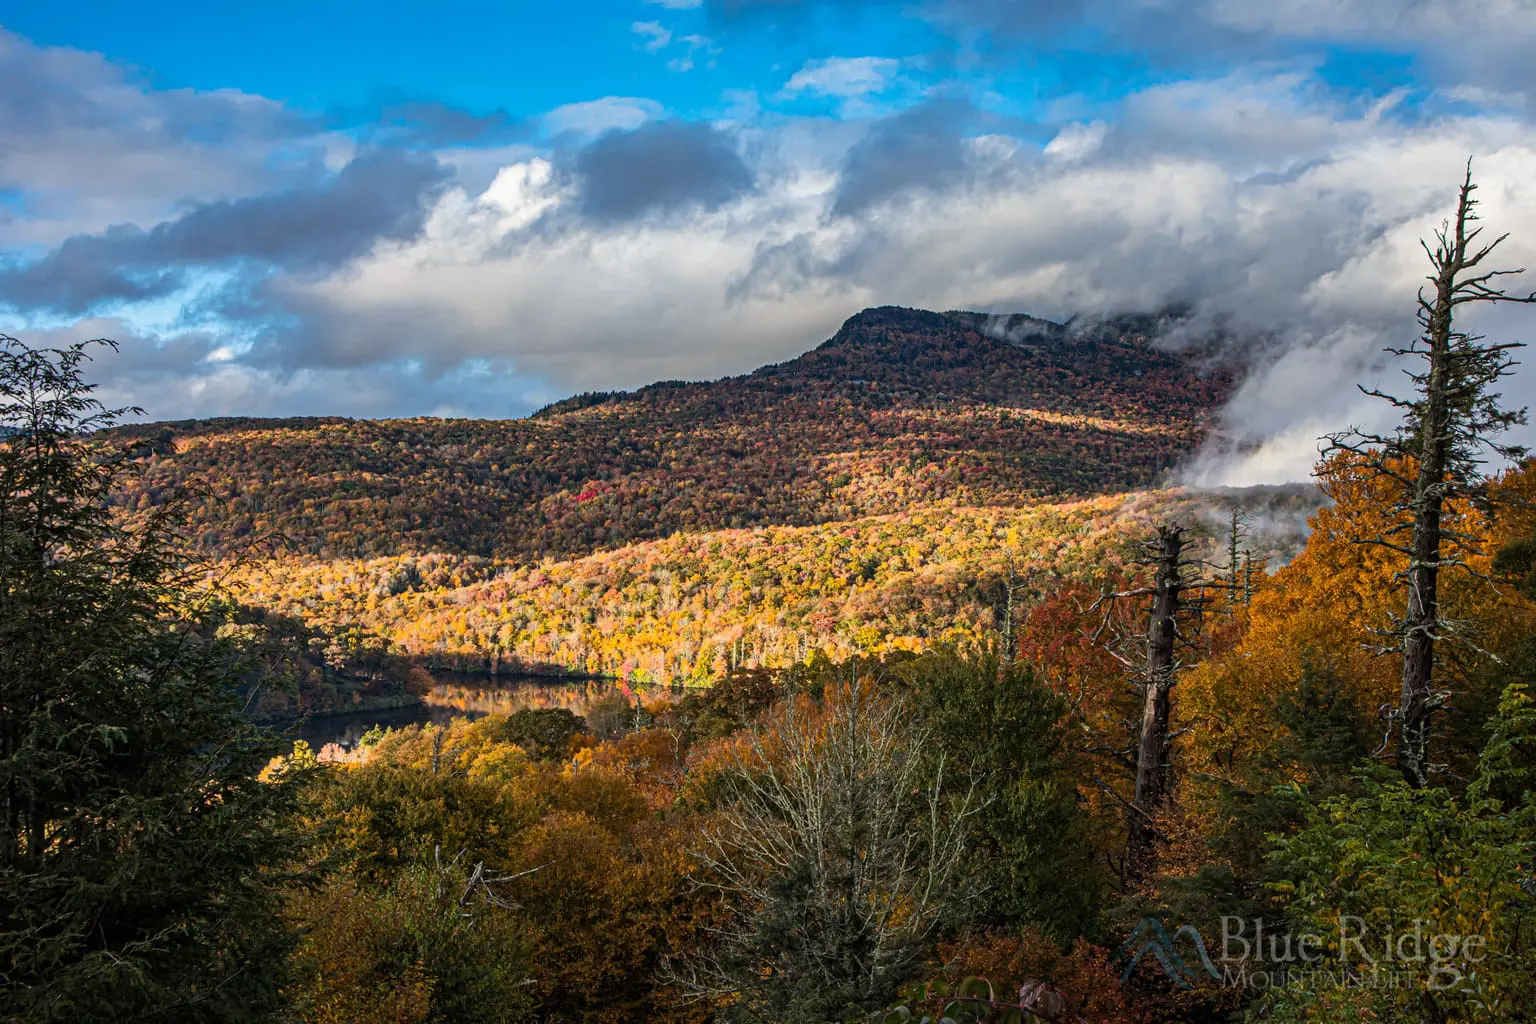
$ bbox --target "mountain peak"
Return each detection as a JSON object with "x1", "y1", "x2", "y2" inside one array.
[
  {"x1": 109, "y1": 300, "x2": 1235, "y2": 561},
  {"x1": 831, "y1": 306, "x2": 960, "y2": 338}
]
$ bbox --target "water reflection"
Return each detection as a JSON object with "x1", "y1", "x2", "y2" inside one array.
[{"x1": 283, "y1": 672, "x2": 624, "y2": 751}]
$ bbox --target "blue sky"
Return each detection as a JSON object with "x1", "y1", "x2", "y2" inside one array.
[
  {"x1": 1, "y1": 2, "x2": 939, "y2": 118},
  {"x1": 2, "y1": 0, "x2": 1536, "y2": 483}
]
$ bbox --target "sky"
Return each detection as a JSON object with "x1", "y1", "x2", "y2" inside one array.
[{"x1": 3, "y1": 0, "x2": 1536, "y2": 483}]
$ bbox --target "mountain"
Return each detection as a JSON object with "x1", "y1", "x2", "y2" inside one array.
[{"x1": 108, "y1": 306, "x2": 1237, "y2": 561}]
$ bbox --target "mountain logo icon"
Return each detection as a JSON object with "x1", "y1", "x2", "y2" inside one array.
[{"x1": 1114, "y1": 917, "x2": 1223, "y2": 989}]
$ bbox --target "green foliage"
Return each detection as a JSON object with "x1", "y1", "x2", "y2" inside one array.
[
  {"x1": 223, "y1": 601, "x2": 416, "y2": 721},
  {"x1": 1256, "y1": 684, "x2": 1536, "y2": 1022},
  {"x1": 1208, "y1": 667, "x2": 1375, "y2": 876},
  {"x1": 676, "y1": 667, "x2": 783, "y2": 742},
  {"x1": 302, "y1": 761, "x2": 533, "y2": 881},
  {"x1": 1442, "y1": 529, "x2": 1536, "y2": 781},
  {"x1": 502, "y1": 706, "x2": 587, "y2": 759},
  {"x1": 0, "y1": 336, "x2": 306, "y2": 1023},
  {"x1": 904, "y1": 648, "x2": 1106, "y2": 939},
  {"x1": 286, "y1": 858, "x2": 535, "y2": 1024},
  {"x1": 684, "y1": 682, "x2": 981, "y2": 1024},
  {"x1": 287, "y1": 714, "x2": 713, "y2": 1023}
]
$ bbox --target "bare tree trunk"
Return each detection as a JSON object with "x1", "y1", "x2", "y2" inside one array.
[
  {"x1": 1226, "y1": 510, "x2": 1243, "y2": 616},
  {"x1": 1399, "y1": 178, "x2": 1477, "y2": 789},
  {"x1": 1399, "y1": 362, "x2": 1448, "y2": 790},
  {"x1": 1129, "y1": 525, "x2": 1184, "y2": 872},
  {"x1": 1325, "y1": 165, "x2": 1534, "y2": 789}
]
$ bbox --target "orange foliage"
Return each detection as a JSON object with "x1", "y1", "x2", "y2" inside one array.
[
  {"x1": 931, "y1": 928, "x2": 1137, "y2": 1024},
  {"x1": 1180, "y1": 453, "x2": 1534, "y2": 789},
  {"x1": 507, "y1": 809, "x2": 713, "y2": 1024}
]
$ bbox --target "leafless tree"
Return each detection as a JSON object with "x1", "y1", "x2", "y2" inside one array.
[
  {"x1": 668, "y1": 682, "x2": 981, "y2": 1023},
  {"x1": 1225, "y1": 508, "x2": 1250, "y2": 614},
  {"x1": 1325, "y1": 163, "x2": 1534, "y2": 789},
  {"x1": 1091, "y1": 524, "x2": 1215, "y2": 878}
]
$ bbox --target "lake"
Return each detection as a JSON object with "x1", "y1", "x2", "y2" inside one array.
[{"x1": 281, "y1": 672, "x2": 627, "y2": 753}]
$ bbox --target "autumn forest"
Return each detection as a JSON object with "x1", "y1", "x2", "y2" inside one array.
[{"x1": 7, "y1": 174, "x2": 1536, "y2": 1024}]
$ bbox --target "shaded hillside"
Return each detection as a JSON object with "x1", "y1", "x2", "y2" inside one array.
[{"x1": 110, "y1": 306, "x2": 1236, "y2": 560}]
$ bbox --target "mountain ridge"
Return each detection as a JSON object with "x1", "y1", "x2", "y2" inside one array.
[{"x1": 107, "y1": 305, "x2": 1237, "y2": 561}]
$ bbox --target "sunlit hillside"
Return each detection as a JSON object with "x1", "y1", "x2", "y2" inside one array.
[{"x1": 228, "y1": 485, "x2": 1321, "y2": 685}]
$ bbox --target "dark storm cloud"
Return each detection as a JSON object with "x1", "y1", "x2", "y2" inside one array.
[
  {"x1": 0, "y1": 150, "x2": 450, "y2": 315},
  {"x1": 830, "y1": 99, "x2": 973, "y2": 217},
  {"x1": 574, "y1": 120, "x2": 754, "y2": 221}
]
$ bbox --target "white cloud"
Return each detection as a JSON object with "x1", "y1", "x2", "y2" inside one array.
[
  {"x1": 667, "y1": 34, "x2": 717, "y2": 73},
  {"x1": 541, "y1": 96, "x2": 664, "y2": 137},
  {"x1": 8, "y1": 25, "x2": 1536, "y2": 486},
  {"x1": 0, "y1": 29, "x2": 330, "y2": 247},
  {"x1": 631, "y1": 20, "x2": 672, "y2": 52},
  {"x1": 780, "y1": 57, "x2": 904, "y2": 100},
  {"x1": 244, "y1": 72, "x2": 1536, "y2": 483},
  {"x1": 928, "y1": 0, "x2": 1536, "y2": 104},
  {"x1": 1043, "y1": 121, "x2": 1108, "y2": 162}
]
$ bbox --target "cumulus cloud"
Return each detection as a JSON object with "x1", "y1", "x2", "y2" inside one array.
[
  {"x1": 208, "y1": 72, "x2": 1536, "y2": 488},
  {"x1": 573, "y1": 120, "x2": 755, "y2": 221},
  {"x1": 829, "y1": 98, "x2": 974, "y2": 216},
  {"x1": 0, "y1": 29, "x2": 325, "y2": 248},
  {"x1": 710, "y1": 0, "x2": 1536, "y2": 101},
  {"x1": 5, "y1": 18, "x2": 1536, "y2": 489},
  {"x1": 0, "y1": 151, "x2": 450, "y2": 315}
]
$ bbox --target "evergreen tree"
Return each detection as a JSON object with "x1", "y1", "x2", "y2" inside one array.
[
  {"x1": 0, "y1": 337, "x2": 305, "y2": 1023},
  {"x1": 904, "y1": 647, "x2": 1105, "y2": 940}
]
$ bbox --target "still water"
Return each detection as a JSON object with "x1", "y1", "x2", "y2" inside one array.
[{"x1": 281, "y1": 672, "x2": 624, "y2": 752}]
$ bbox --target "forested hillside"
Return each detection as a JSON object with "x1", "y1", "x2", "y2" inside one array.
[
  {"x1": 107, "y1": 307, "x2": 1235, "y2": 560},
  {"x1": 231, "y1": 485, "x2": 1319, "y2": 686}
]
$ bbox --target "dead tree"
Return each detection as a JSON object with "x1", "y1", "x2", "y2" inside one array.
[
  {"x1": 1326, "y1": 164, "x2": 1534, "y2": 789},
  {"x1": 1225, "y1": 509, "x2": 1250, "y2": 614},
  {"x1": 1093, "y1": 524, "x2": 1214, "y2": 878},
  {"x1": 669, "y1": 683, "x2": 981, "y2": 1020}
]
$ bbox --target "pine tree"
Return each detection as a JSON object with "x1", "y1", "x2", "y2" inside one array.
[{"x1": 0, "y1": 336, "x2": 306, "y2": 1023}]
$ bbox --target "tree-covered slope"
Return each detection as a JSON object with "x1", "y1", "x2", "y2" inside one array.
[
  {"x1": 227, "y1": 484, "x2": 1321, "y2": 685},
  {"x1": 108, "y1": 306, "x2": 1235, "y2": 560}
]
